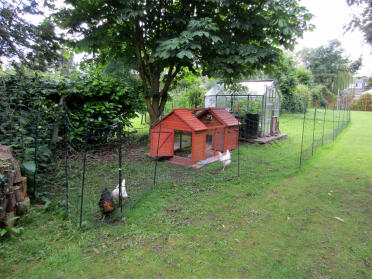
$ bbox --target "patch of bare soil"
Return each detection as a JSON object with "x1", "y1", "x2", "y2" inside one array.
[
  {"x1": 124, "y1": 145, "x2": 147, "y2": 162},
  {"x1": 68, "y1": 148, "x2": 118, "y2": 163},
  {"x1": 163, "y1": 207, "x2": 183, "y2": 214}
]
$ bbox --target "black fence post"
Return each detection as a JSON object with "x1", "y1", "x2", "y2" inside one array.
[
  {"x1": 33, "y1": 111, "x2": 40, "y2": 198},
  {"x1": 343, "y1": 103, "x2": 346, "y2": 128},
  {"x1": 153, "y1": 114, "x2": 163, "y2": 188},
  {"x1": 299, "y1": 105, "x2": 307, "y2": 168},
  {"x1": 332, "y1": 105, "x2": 335, "y2": 141},
  {"x1": 311, "y1": 106, "x2": 317, "y2": 156},
  {"x1": 349, "y1": 104, "x2": 351, "y2": 123},
  {"x1": 118, "y1": 122, "x2": 123, "y2": 214},
  {"x1": 237, "y1": 98, "x2": 240, "y2": 178},
  {"x1": 79, "y1": 123, "x2": 88, "y2": 229},
  {"x1": 64, "y1": 114, "x2": 70, "y2": 219},
  {"x1": 321, "y1": 105, "x2": 327, "y2": 146},
  {"x1": 345, "y1": 104, "x2": 347, "y2": 128},
  {"x1": 337, "y1": 104, "x2": 340, "y2": 135}
]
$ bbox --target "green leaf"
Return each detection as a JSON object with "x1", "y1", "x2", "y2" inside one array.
[
  {"x1": 176, "y1": 50, "x2": 193, "y2": 59},
  {"x1": 6, "y1": 216, "x2": 20, "y2": 224},
  {"x1": 22, "y1": 161, "x2": 36, "y2": 174},
  {"x1": 211, "y1": 35, "x2": 222, "y2": 43},
  {"x1": 278, "y1": 19, "x2": 286, "y2": 28}
]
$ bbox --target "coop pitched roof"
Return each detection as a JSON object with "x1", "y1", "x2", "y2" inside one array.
[
  {"x1": 198, "y1": 107, "x2": 240, "y2": 127},
  {"x1": 155, "y1": 109, "x2": 208, "y2": 131},
  {"x1": 155, "y1": 108, "x2": 240, "y2": 131},
  {"x1": 174, "y1": 109, "x2": 208, "y2": 131},
  {"x1": 210, "y1": 108, "x2": 240, "y2": 126}
]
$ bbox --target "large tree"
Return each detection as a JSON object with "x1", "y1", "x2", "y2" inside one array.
[
  {"x1": 57, "y1": 0, "x2": 312, "y2": 124},
  {"x1": 0, "y1": 0, "x2": 62, "y2": 70},
  {"x1": 299, "y1": 40, "x2": 361, "y2": 92}
]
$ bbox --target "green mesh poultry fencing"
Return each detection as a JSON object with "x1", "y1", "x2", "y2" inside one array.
[
  {"x1": 3, "y1": 98, "x2": 351, "y2": 231},
  {"x1": 61, "y1": 99, "x2": 350, "y2": 230}
]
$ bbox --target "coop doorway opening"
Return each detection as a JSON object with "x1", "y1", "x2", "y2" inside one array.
[
  {"x1": 174, "y1": 130, "x2": 192, "y2": 159},
  {"x1": 205, "y1": 129, "x2": 225, "y2": 159}
]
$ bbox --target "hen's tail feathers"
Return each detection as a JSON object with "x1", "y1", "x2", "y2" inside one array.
[{"x1": 121, "y1": 186, "x2": 128, "y2": 198}]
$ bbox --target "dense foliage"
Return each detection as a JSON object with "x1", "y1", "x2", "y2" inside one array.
[
  {"x1": 298, "y1": 40, "x2": 361, "y2": 93},
  {"x1": 62, "y1": 69, "x2": 144, "y2": 142},
  {"x1": 271, "y1": 40, "x2": 362, "y2": 112},
  {"x1": 0, "y1": 72, "x2": 60, "y2": 177},
  {"x1": 0, "y1": 69, "x2": 144, "y2": 170},
  {"x1": 270, "y1": 55, "x2": 313, "y2": 111},
  {"x1": 56, "y1": 0, "x2": 312, "y2": 123},
  {"x1": 167, "y1": 70, "x2": 215, "y2": 110},
  {"x1": 0, "y1": 0, "x2": 62, "y2": 71}
]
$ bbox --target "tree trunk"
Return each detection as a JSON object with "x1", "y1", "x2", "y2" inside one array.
[
  {"x1": 147, "y1": 98, "x2": 161, "y2": 126},
  {"x1": 134, "y1": 23, "x2": 181, "y2": 126}
]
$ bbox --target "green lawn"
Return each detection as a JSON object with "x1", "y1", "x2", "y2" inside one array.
[{"x1": 0, "y1": 111, "x2": 370, "y2": 278}]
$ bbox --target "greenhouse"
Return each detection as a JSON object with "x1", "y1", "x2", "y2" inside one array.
[{"x1": 204, "y1": 80, "x2": 281, "y2": 139}]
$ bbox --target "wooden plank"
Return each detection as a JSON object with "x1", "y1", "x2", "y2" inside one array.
[
  {"x1": 213, "y1": 129, "x2": 217, "y2": 156},
  {"x1": 223, "y1": 128, "x2": 228, "y2": 152},
  {"x1": 191, "y1": 132, "x2": 206, "y2": 163}
]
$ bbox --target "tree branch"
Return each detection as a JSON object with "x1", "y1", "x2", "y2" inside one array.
[
  {"x1": 134, "y1": 22, "x2": 148, "y2": 95},
  {"x1": 139, "y1": 26, "x2": 155, "y2": 91},
  {"x1": 159, "y1": 64, "x2": 181, "y2": 113}
]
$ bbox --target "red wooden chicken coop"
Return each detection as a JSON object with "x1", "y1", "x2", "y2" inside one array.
[{"x1": 150, "y1": 108, "x2": 240, "y2": 166}]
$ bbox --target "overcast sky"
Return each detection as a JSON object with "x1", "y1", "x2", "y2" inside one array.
[{"x1": 294, "y1": 0, "x2": 372, "y2": 76}]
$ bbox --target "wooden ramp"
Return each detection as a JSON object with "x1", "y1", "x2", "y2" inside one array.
[
  {"x1": 147, "y1": 153, "x2": 220, "y2": 169},
  {"x1": 167, "y1": 155, "x2": 221, "y2": 169}
]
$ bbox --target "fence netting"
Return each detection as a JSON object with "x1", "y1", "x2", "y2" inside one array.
[{"x1": 17, "y1": 100, "x2": 351, "y2": 230}]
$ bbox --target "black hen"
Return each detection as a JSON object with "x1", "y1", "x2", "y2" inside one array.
[{"x1": 98, "y1": 188, "x2": 115, "y2": 220}]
